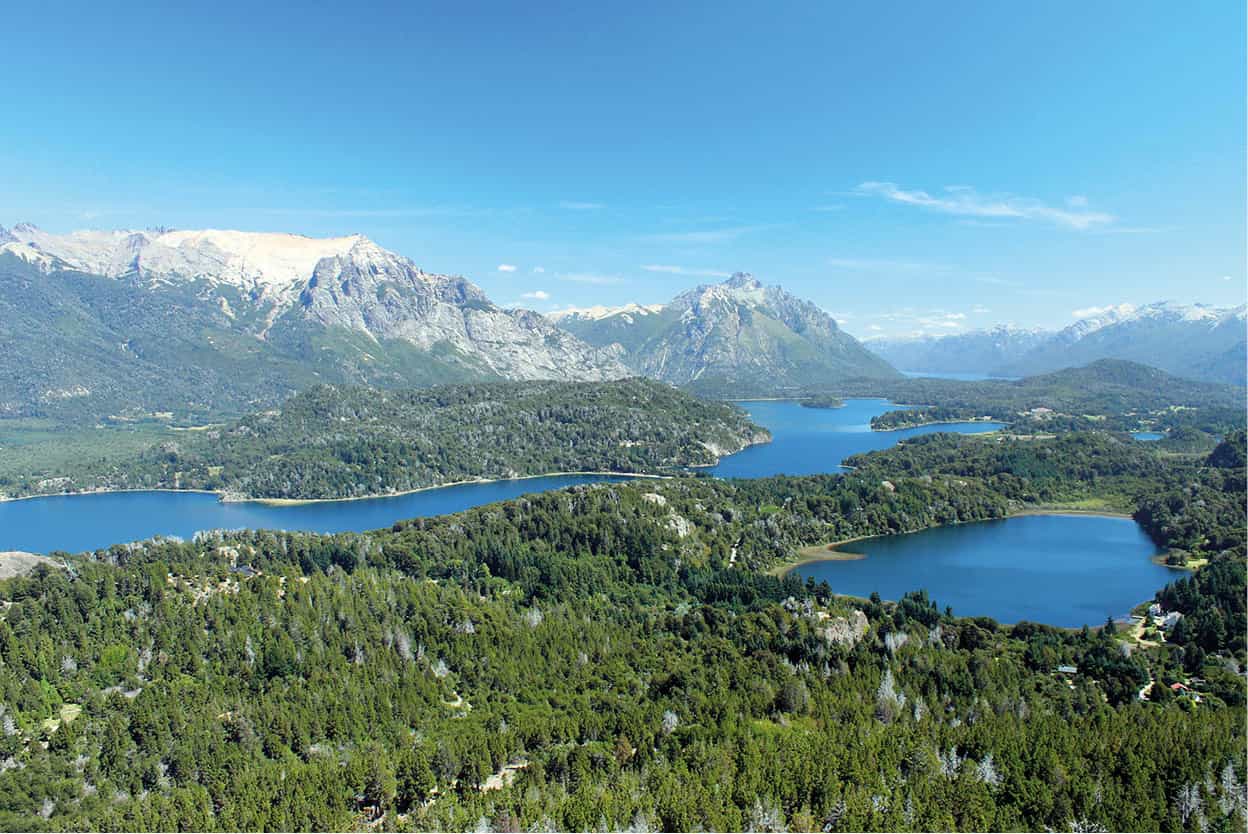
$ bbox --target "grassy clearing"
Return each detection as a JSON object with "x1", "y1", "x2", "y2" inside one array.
[
  {"x1": 0, "y1": 420, "x2": 174, "y2": 492},
  {"x1": 1010, "y1": 496, "x2": 1136, "y2": 515}
]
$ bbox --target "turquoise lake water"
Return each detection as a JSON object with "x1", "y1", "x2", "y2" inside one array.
[{"x1": 790, "y1": 514, "x2": 1174, "y2": 628}]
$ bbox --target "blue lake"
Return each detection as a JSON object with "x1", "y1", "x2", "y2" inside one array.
[
  {"x1": 0, "y1": 398, "x2": 1179, "y2": 626},
  {"x1": 0, "y1": 475, "x2": 625, "y2": 555},
  {"x1": 1131, "y1": 431, "x2": 1165, "y2": 441},
  {"x1": 791, "y1": 514, "x2": 1174, "y2": 628},
  {"x1": 0, "y1": 399, "x2": 1000, "y2": 554},
  {"x1": 709, "y1": 399, "x2": 1001, "y2": 478}
]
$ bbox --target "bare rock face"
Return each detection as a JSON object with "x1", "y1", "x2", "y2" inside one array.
[
  {"x1": 0, "y1": 551, "x2": 58, "y2": 579},
  {"x1": 290, "y1": 238, "x2": 628, "y2": 380},
  {"x1": 821, "y1": 610, "x2": 870, "y2": 647}
]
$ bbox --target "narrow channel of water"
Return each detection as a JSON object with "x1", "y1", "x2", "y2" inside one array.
[{"x1": 0, "y1": 399, "x2": 996, "y2": 554}]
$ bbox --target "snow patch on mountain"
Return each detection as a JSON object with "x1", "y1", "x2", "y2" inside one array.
[
  {"x1": 0, "y1": 240, "x2": 62, "y2": 270},
  {"x1": 6, "y1": 223, "x2": 371, "y2": 302},
  {"x1": 1063, "y1": 301, "x2": 1242, "y2": 343},
  {"x1": 2, "y1": 222, "x2": 631, "y2": 385},
  {"x1": 548, "y1": 303, "x2": 664, "y2": 323},
  {"x1": 141, "y1": 229, "x2": 363, "y2": 293}
]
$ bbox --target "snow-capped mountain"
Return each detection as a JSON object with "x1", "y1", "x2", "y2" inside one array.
[
  {"x1": 867, "y1": 325, "x2": 1052, "y2": 376},
  {"x1": 1000, "y1": 301, "x2": 1246, "y2": 385},
  {"x1": 551, "y1": 273, "x2": 898, "y2": 395},
  {"x1": 4, "y1": 224, "x2": 364, "y2": 297},
  {"x1": 549, "y1": 303, "x2": 665, "y2": 324},
  {"x1": 0, "y1": 224, "x2": 627, "y2": 420},
  {"x1": 867, "y1": 301, "x2": 1246, "y2": 386}
]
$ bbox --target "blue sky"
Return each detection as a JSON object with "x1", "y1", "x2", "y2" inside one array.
[{"x1": 2, "y1": 1, "x2": 1244, "y2": 338}]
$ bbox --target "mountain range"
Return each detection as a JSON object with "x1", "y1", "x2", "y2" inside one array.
[
  {"x1": 3, "y1": 222, "x2": 1240, "y2": 422},
  {"x1": 868, "y1": 301, "x2": 1247, "y2": 385},
  {"x1": 550, "y1": 273, "x2": 898, "y2": 396},
  {"x1": 0, "y1": 224, "x2": 627, "y2": 421}
]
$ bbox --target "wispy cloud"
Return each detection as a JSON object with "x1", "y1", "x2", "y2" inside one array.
[
  {"x1": 855, "y1": 307, "x2": 975, "y2": 339},
  {"x1": 812, "y1": 204, "x2": 845, "y2": 213},
  {"x1": 497, "y1": 263, "x2": 517, "y2": 273},
  {"x1": 558, "y1": 272, "x2": 625, "y2": 286},
  {"x1": 641, "y1": 264, "x2": 731, "y2": 277},
  {"x1": 532, "y1": 266, "x2": 545, "y2": 274},
  {"x1": 643, "y1": 224, "x2": 774, "y2": 244},
  {"x1": 559, "y1": 200, "x2": 605, "y2": 210},
  {"x1": 1072, "y1": 303, "x2": 1135, "y2": 319},
  {"x1": 971, "y1": 304, "x2": 991, "y2": 314},
  {"x1": 855, "y1": 181, "x2": 1115, "y2": 230},
  {"x1": 522, "y1": 290, "x2": 550, "y2": 300}
]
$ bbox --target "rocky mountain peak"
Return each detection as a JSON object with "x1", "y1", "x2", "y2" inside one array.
[
  {"x1": 554, "y1": 271, "x2": 897, "y2": 393},
  {"x1": 724, "y1": 272, "x2": 761, "y2": 290},
  {"x1": 1, "y1": 223, "x2": 631, "y2": 395}
]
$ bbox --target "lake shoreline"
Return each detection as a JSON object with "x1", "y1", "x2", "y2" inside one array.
[
  {"x1": 0, "y1": 486, "x2": 222, "y2": 505},
  {"x1": 1008, "y1": 508, "x2": 1134, "y2": 519},
  {"x1": 244, "y1": 471, "x2": 668, "y2": 506},
  {"x1": 872, "y1": 417, "x2": 1004, "y2": 432},
  {"x1": 767, "y1": 538, "x2": 874, "y2": 576},
  {"x1": 0, "y1": 472, "x2": 667, "y2": 508}
]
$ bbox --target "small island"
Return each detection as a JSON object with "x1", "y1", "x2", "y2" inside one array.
[{"x1": 799, "y1": 396, "x2": 845, "y2": 409}]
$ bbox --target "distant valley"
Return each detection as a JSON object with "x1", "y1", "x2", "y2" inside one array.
[{"x1": 869, "y1": 301, "x2": 1247, "y2": 385}]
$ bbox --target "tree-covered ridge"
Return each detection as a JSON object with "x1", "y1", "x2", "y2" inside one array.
[
  {"x1": 846, "y1": 431, "x2": 1246, "y2": 559},
  {"x1": 0, "y1": 379, "x2": 769, "y2": 500},
  {"x1": 825, "y1": 360, "x2": 1244, "y2": 439},
  {"x1": 1, "y1": 461, "x2": 1244, "y2": 831}
]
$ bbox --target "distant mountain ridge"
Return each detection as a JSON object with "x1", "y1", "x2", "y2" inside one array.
[
  {"x1": 868, "y1": 325, "x2": 1050, "y2": 376},
  {"x1": 1000, "y1": 301, "x2": 1246, "y2": 385},
  {"x1": 552, "y1": 272, "x2": 898, "y2": 396},
  {"x1": 867, "y1": 301, "x2": 1246, "y2": 385},
  {"x1": 0, "y1": 224, "x2": 627, "y2": 421}
]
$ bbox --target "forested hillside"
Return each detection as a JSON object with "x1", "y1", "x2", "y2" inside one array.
[
  {"x1": 826, "y1": 360, "x2": 1245, "y2": 439},
  {"x1": 0, "y1": 431, "x2": 1244, "y2": 831},
  {"x1": 0, "y1": 379, "x2": 768, "y2": 500}
]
